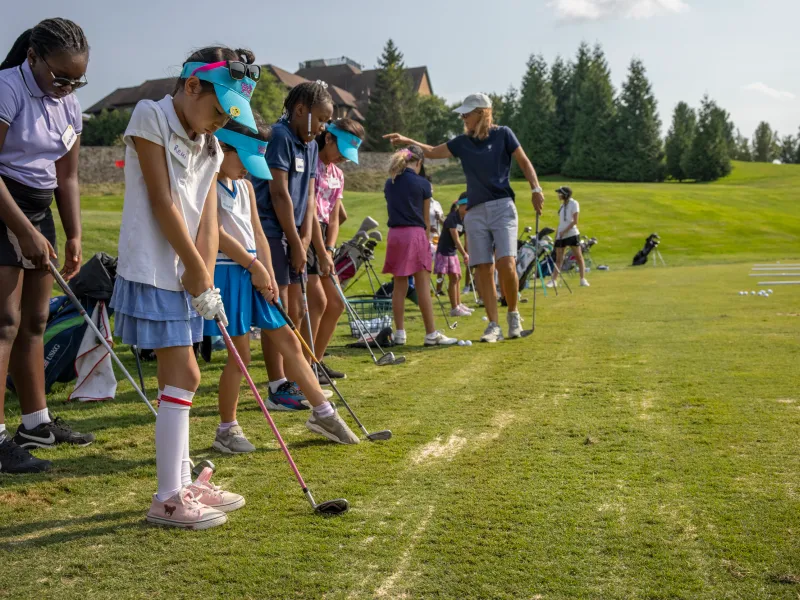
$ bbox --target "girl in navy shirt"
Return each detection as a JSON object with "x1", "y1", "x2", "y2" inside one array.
[
  {"x1": 382, "y1": 146, "x2": 457, "y2": 347},
  {"x1": 0, "y1": 19, "x2": 93, "y2": 473}
]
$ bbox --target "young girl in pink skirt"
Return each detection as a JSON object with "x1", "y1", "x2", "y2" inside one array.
[
  {"x1": 434, "y1": 192, "x2": 473, "y2": 317},
  {"x1": 382, "y1": 146, "x2": 457, "y2": 347}
]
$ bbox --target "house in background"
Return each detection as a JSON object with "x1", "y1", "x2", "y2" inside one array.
[{"x1": 85, "y1": 55, "x2": 432, "y2": 123}]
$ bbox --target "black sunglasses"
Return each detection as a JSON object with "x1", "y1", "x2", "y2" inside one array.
[
  {"x1": 227, "y1": 61, "x2": 260, "y2": 82},
  {"x1": 42, "y1": 56, "x2": 88, "y2": 90}
]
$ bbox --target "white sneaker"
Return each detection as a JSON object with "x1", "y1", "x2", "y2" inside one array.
[
  {"x1": 507, "y1": 311, "x2": 523, "y2": 339},
  {"x1": 546, "y1": 280, "x2": 558, "y2": 289},
  {"x1": 449, "y1": 306, "x2": 471, "y2": 317},
  {"x1": 458, "y1": 304, "x2": 474, "y2": 313},
  {"x1": 424, "y1": 330, "x2": 458, "y2": 346},
  {"x1": 480, "y1": 322, "x2": 504, "y2": 343},
  {"x1": 393, "y1": 330, "x2": 407, "y2": 345},
  {"x1": 580, "y1": 278, "x2": 590, "y2": 287}
]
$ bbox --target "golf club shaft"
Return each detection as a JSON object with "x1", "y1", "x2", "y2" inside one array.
[
  {"x1": 329, "y1": 275, "x2": 384, "y2": 362},
  {"x1": 533, "y1": 214, "x2": 540, "y2": 332},
  {"x1": 215, "y1": 319, "x2": 315, "y2": 508},
  {"x1": 49, "y1": 263, "x2": 157, "y2": 417},
  {"x1": 299, "y1": 278, "x2": 318, "y2": 375},
  {"x1": 132, "y1": 345, "x2": 146, "y2": 397},
  {"x1": 271, "y1": 301, "x2": 372, "y2": 438},
  {"x1": 430, "y1": 277, "x2": 453, "y2": 328}
]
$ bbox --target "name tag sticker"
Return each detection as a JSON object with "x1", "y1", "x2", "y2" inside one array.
[
  {"x1": 220, "y1": 194, "x2": 235, "y2": 212},
  {"x1": 61, "y1": 124, "x2": 77, "y2": 151},
  {"x1": 169, "y1": 134, "x2": 190, "y2": 167},
  {"x1": 295, "y1": 156, "x2": 305, "y2": 173},
  {"x1": 456, "y1": 224, "x2": 464, "y2": 233},
  {"x1": 328, "y1": 176, "x2": 341, "y2": 189}
]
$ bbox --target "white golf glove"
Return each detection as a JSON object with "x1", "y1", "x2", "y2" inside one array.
[{"x1": 191, "y1": 288, "x2": 228, "y2": 326}]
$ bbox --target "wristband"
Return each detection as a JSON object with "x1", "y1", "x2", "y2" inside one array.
[
  {"x1": 531, "y1": 186, "x2": 543, "y2": 194},
  {"x1": 246, "y1": 256, "x2": 258, "y2": 271},
  {"x1": 325, "y1": 245, "x2": 336, "y2": 253}
]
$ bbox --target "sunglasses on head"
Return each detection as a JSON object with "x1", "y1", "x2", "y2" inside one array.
[
  {"x1": 42, "y1": 56, "x2": 88, "y2": 90},
  {"x1": 191, "y1": 60, "x2": 260, "y2": 82}
]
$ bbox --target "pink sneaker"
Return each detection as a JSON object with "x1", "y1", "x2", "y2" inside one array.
[
  {"x1": 449, "y1": 306, "x2": 471, "y2": 317},
  {"x1": 188, "y1": 467, "x2": 245, "y2": 513},
  {"x1": 146, "y1": 487, "x2": 227, "y2": 530}
]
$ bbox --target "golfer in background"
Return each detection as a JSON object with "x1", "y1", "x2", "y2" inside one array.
[
  {"x1": 550, "y1": 186, "x2": 589, "y2": 288},
  {"x1": 384, "y1": 93, "x2": 544, "y2": 343}
]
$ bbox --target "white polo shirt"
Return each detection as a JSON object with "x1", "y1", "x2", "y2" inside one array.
[
  {"x1": 117, "y1": 96, "x2": 223, "y2": 291},
  {"x1": 217, "y1": 178, "x2": 256, "y2": 264},
  {"x1": 558, "y1": 198, "x2": 580, "y2": 239}
]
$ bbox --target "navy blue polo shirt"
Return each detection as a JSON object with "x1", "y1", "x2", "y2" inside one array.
[
  {"x1": 436, "y1": 210, "x2": 464, "y2": 257},
  {"x1": 384, "y1": 168, "x2": 433, "y2": 229},
  {"x1": 254, "y1": 119, "x2": 318, "y2": 238},
  {"x1": 446, "y1": 126, "x2": 520, "y2": 210}
]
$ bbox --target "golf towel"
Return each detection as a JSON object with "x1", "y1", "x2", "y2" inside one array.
[{"x1": 69, "y1": 302, "x2": 117, "y2": 402}]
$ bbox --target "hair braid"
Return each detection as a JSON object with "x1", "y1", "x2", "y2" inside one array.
[{"x1": 1, "y1": 18, "x2": 89, "y2": 70}]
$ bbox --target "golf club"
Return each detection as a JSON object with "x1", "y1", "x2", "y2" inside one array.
[
  {"x1": 358, "y1": 216, "x2": 379, "y2": 234},
  {"x1": 215, "y1": 318, "x2": 349, "y2": 515},
  {"x1": 132, "y1": 344, "x2": 146, "y2": 397},
  {"x1": 521, "y1": 214, "x2": 541, "y2": 338},
  {"x1": 298, "y1": 279, "x2": 318, "y2": 378},
  {"x1": 431, "y1": 278, "x2": 457, "y2": 329},
  {"x1": 191, "y1": 458, "x2": 215, "y2": 480},
  {"x1": 330, "y1": 274, "x2": 405, "y2": 366},
  {"x1": 468, "y1": 267, "x2": 479, "y2": 304},
  {"x1": 368, "y1": 230, "x2": 383, "y2": 242},
  {"x1": 49, "y1": 262, "x2": 158, "y2": 417},
  {"x1": 271, "y1": 301, "x2": 392, "y2": 442}
]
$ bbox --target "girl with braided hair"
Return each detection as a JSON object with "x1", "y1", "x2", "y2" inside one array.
[
  {"x1": 0, "y1": 18, "x2": 93, "y2": 474},
  {"x1": 252, "y1": 81, "x2": 335, "y2": 411}
]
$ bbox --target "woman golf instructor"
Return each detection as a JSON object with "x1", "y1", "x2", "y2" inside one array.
[{"x1": 384, "y1": 93, "x2": 544, "y2": 342}]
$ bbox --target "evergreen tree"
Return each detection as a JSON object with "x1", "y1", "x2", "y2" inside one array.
[
  {"x1": 563, "y1": 44, "x2": 616, "y2": 179},
  {"x1": 665, "y1": 102, "x2": 696, "y2": 181},
  {"x1": 82, "y1": 109, "x2": 131, "y2": 146},
  {"x1": 364, "y1": 39, "x2": 418, "y2": 151},
  {"x1": 614, "y1": 58, "x2": 664, "y2": 181},
  {"x1": 778, "y1": 135, "x2": 797, "y2": 164},
  {"x1": 250, "y1": 70, "x2": 285, "y2": 124},
  {"x1": 751, "y1": 121, "x2": 779, "y2": 162},
  {"x1": 796, "y1": 127, "x2": 800, "y2": 164},
  {"x1": 731, "y1": 129, "x2": 752, "y2": 162},
  {"x1": 417, "y1": 94, "x2": 460, "y2": 146},
  {"x1": 550, "y1": 55, "x2": 573, "y2": 172},
  {"x1": 684, "y1": 95, "x2": 732, "y2": 182},
  {"x1": 488, "y1": 87, "x2": 519, "y2": 128},
  {"x1": 514, "y1": 54, "x2": 560, "y2": 175}
]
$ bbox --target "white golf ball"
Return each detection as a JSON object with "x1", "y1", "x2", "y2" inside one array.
[
  {"x1": 482, "y1": 316, "x2": 488, "y2": 321},
  {"x1": 465, "y1": 340, "x2": 472, "y2": 346},
  {"x1": 739, "y1": 291, "x2": 745, "y2": 295},
  {"x1": 457, "y1": 339, "x2": 465, "y2": 346},
  {"x1": 768, "y1": 289, "x2": 773, "y2": 294},
  {"x1": 751, "y1": 291, "x2": 757, "y2": 295}
]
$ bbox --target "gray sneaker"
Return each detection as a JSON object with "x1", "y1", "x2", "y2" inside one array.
[
  {"x1": 212, "y1": 425, "x2": 256, "y2": 454},
  {"x1": 306, "y1": 410, "x2": 360, "y2": 444},
  {"x1": 507, "y1": 311, "x2": 523, "y2": 339},
  {"x1": 480, "y1": 321, "x2": 504, "y2": 343}
]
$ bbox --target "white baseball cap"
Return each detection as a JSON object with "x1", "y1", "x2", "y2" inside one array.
[{"x1": 452, "y1": 93, "x2": 492, "y2": 114}]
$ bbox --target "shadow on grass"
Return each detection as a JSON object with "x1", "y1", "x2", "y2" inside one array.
[{"x1": 0, "y1": 509, "x2": 146, "y2": 549}]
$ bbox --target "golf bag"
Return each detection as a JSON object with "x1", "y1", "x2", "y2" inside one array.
[
  {"x1": 632, "y1": 234, "x2": 660, "y2": 266},
  {"x1": 517, "y1": 227, "x2": 555, "y2": 291},
  {"x1": 7, "y1": 253, "x2": 117, "y2": 395},
  {"x1": 333, "y1": 216, "x2": 383, "y2": 293},
  {"x1": 563, "y1": 235, "x2": 598, "y2": 272}
]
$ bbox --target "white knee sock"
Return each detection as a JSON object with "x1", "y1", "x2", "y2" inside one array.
[
  {"x1": 0, "y1": 424, "x2": 6, "y2": 434},
  {"x1": 312, "y1": 401, "x2": 334, "y2": 419},
  {"x1": 155, "y1": 386, "x2": 194, "y2": 501},
  {"x1": 21, "y1": 408, "x2": 51, "y2": 430}
]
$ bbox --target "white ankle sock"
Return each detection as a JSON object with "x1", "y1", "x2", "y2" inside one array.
[
  {"x1": 269, "y1": 378, "x2": 288, "y2": 393},
  {"x1": 155, "y1": 386, "x2": 194, "y2": 501},
  {"x1": 0, "y1": 424, "x2": 6, "y2": 434},
  {"x1": 21, "y1": 408, "x2": 51, "y2": 430},
  {"x1": 312, "y1": 401, "x2": 334, "y2": 419},
  {"x1": 218, "y1": 420, "x2": 238, "y2": 433}
]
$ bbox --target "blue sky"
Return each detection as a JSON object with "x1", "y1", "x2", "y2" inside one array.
[{"x1": 3, "y1": 0, "x2": 798, "y2": 140}]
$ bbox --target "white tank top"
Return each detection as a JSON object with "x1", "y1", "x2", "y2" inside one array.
[{"x1": 217, "y1": 178, "x2": 256, "y2": 262}]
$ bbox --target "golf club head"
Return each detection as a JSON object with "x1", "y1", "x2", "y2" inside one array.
[
  {"x1": 391, "y1": 355, "x2": 407, "y2": 364},
  {"x1": 524, "y1": 226, "x2": 532, "y2": 233},
  {"x1": 358, "y1": 216, "x2": 379, "y2": 233},
  {"x1": 368, "y1": 230, "x2": 383, "y2": 242},
  {"x1": 376, "y1": 353, "x2": 397, "y2": 366},
  {"x1": 520, "y1": 328, "x2": 535, "y2": 337},
  {"x1": 191, "y1": 459, "x2": 215, "y2": 479},
  {"x1": 366, "y1": 430, "x2": 393, "y2": 441},
  {"x1": 315, "y1": 498, "x2": 350, "y2": 516},
  {"x1": 449, "y1": 322, "x2": 458, "y2": 330}
]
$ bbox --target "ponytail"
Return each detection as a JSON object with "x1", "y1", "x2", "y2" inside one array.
[
  {"x1": 388, "y1": 145, "x2": 424, "y2": 182},
  {"x1": 2, "y1": 19, "x2": 88, "y2": 72},
  {"x1": 1, "y1": 29, "x2": 33, "y2": 70}
]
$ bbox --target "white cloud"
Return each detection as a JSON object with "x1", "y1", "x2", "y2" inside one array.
[
  {"x1": 550, "y1": 0, "x2": 689, "y2": 21},
  {"x1": 743, "y1": 82, "x2": 796, "y2": 101}
]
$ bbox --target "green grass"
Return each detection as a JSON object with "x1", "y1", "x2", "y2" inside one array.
[{"x1": 3, "y1": 161, "x2": 800, "y2": 599}]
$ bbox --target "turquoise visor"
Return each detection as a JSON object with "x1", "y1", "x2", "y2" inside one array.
[
  {"x1": 181, "y1": 62, "x2": 258, "y2": 133},
  {"x1": 215, "y1": 128, "x2": 271, "y2": 180},
  {"x1": 456, "y1": 198, "x2": 468, "y2": 206},
  {"x1": 327, "y1": 123, "x2": 362, "y2": 164}
]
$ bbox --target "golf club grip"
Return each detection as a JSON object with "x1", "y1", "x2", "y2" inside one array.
[
  {"x1": 49, "y1": 262, "x2": 158, "y2": 417},
  {"x1": 215, "y1": 318, "x2": 308, "y2": 489}
]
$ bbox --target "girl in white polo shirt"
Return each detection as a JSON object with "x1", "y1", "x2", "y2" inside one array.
[
  {"x1": 550, "y1": 186, "x2": 589, "y2": 288},
  {"x1": 111, "y1": 46, "x2": 261, "y2": 530},
  {"x1": 0, "y1": 19, "x2": 95, "y2": 474}
]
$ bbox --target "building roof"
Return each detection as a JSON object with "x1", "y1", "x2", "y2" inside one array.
[
  {"x1": 85, "y1": 77, "x2": 175, "y2": 114},
  {"x1": 263, "y1": 64, "x2": 307, "y2": 89},
  {"x1": 295, "y1": 63, "x2": 362, "y2": 90}
]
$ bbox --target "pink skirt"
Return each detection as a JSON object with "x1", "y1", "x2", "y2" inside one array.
[
  {"x1": 383, "y1": 226, "x2": 432, "y2": 277},
  {"x1": 434, "y1": 253, "x2": 462, "y2": 276}
]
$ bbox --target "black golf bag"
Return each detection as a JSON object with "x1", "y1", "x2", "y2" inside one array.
[
  {"x1": 632, "y1": 234, "x2": 660, "y2": 266},
  {"x1": 517, "y1": 227, "x2": 555, "y2": 291},
  {"x1": 7, "y1": 253, "x2": 117, "y2": 395}
]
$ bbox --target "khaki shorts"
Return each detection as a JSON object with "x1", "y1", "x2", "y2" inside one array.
[{"x1": 463, "y1": 198, "x2": 518, "y2": 266}]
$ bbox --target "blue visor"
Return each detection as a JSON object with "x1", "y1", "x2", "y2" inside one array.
[
  {"x1": 215, "y1": 128, "x2": 272, "y2": 180},
  {"x1": 327, "y1": 123, "x2": 362, "y2": 164},
  {"x1": 456, "y1": 198, "x2": 468, "y2": 206},
  {"x1": 181, "y1": 62, "x2": 258, "y2": 133}
]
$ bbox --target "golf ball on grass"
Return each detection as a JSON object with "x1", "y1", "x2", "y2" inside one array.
[
  {"x1": 482, "y1": 316, "x2": 488, "y2": 321},
  {"x1": 465, "y1": 340, "x2": 472, "y2": 346},
  {"x1": 768, "y1": 289, "x2": 773, "y2": 294},
  {"x1": 457, "y1": 340, "x2": 466, "y2": 346}
]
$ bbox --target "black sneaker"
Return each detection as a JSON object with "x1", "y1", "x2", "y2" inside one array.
[
  {"x1": 319, "y1": 361, "x2": 346, "y2": 380},
  {"x1": 13, "y1": 415, "x2": 96, "y2": 449},
  {"x1": 0, "y1": 431, "x2": 51, "y2": 473}
]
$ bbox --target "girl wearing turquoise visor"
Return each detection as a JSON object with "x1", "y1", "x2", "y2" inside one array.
[{"x1": 305, "y1": 118, "x2": 366, "y2": 379}]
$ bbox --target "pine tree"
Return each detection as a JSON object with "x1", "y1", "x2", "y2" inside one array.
[
  {"x1": 731, "y1": 129, "x2": 752, "y2": 162},
  {"x1": 614, "y1": 58, "x2": 664, "y2": 181},
  {"x1": 417, "y1": 94, "x2": 460, "y2": 146},
  {"x1": 665, "y1": 102, "x2": 696, "y2": 181},
  {"x1": 778, "y1": 135, "x2": 797, "y2": 164},
  {"x1": 364, "y1": 39, "x2": 418, "y2": 151},
  {"x1": 515, "y1": 54, "x2": 560, "y2": 175},
  {"x1": 563, "y1": 44, "x2": 616, "y2": 179},
  {"x1": 751, "y1": 121, "x2": 778, "y2": 162},
  {"x1": 488, "y1": 87, "x2": 519, "y2": 128},
  {"x1": 684, "y1": 96, "x2": 732, "y2": 182},
  {"x1": 550, "y1": 56, "x2": 573, "y2": 172},
  {"x1": 250, "y1": 70, "x2": 285, "y2": 125}
]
